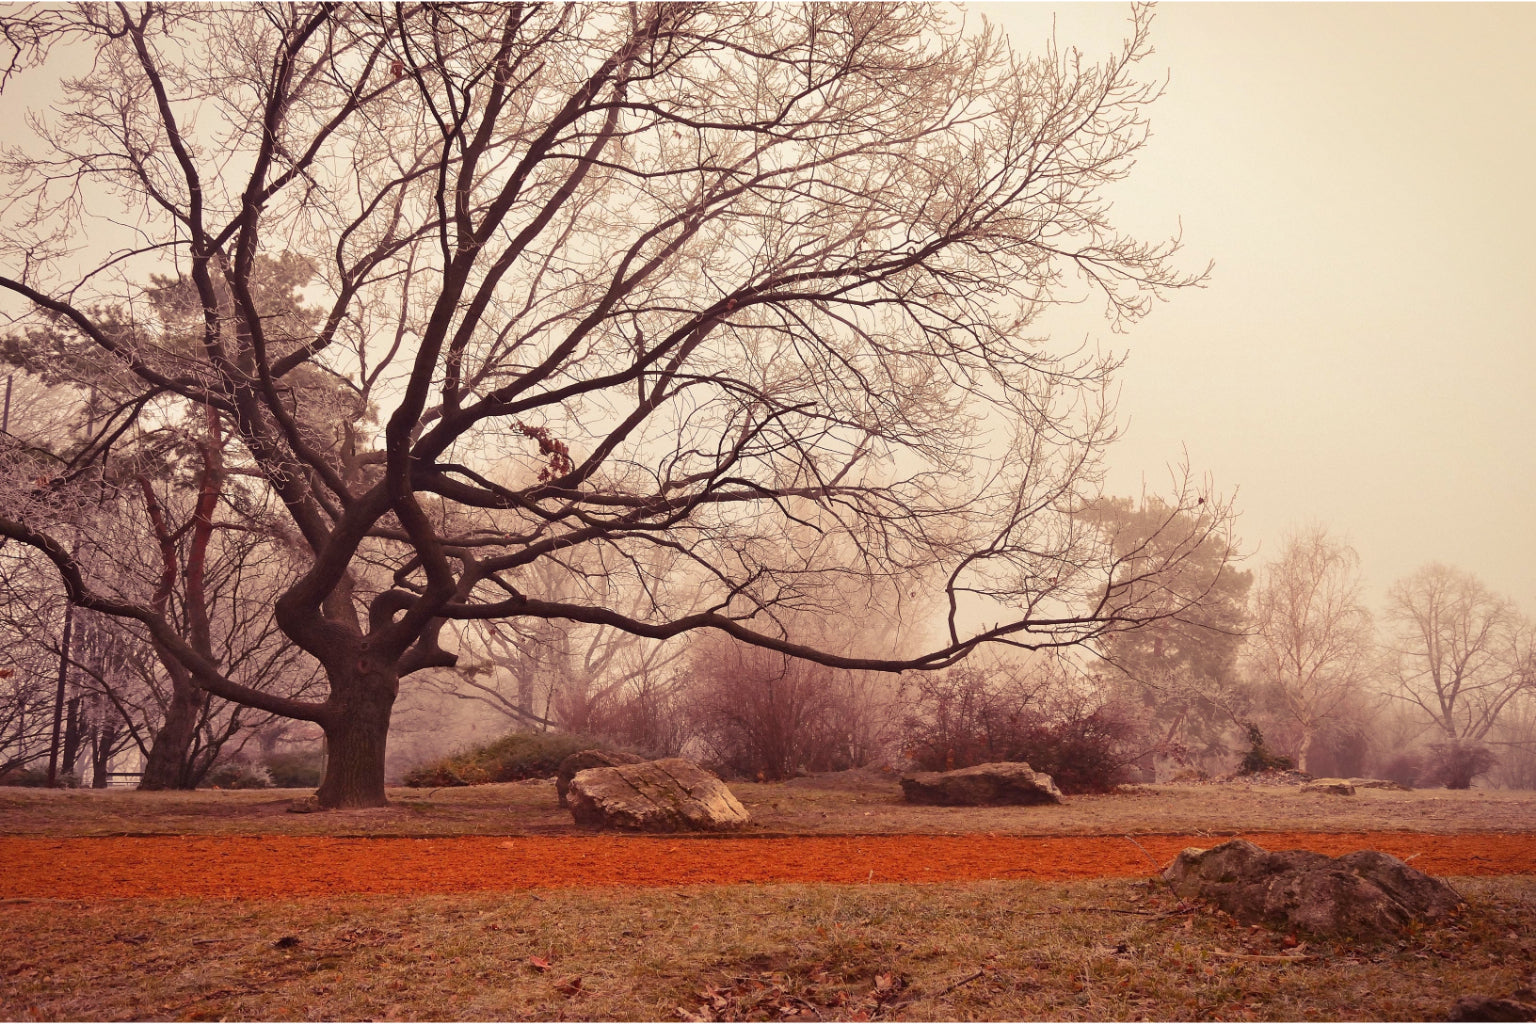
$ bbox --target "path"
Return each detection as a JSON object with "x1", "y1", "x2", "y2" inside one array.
[{"x1": 5, "y1": 831, "x2": 1535, "y2": 899}]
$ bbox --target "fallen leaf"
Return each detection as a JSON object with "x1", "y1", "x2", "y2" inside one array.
[{"x1": 528, "y1": 955, "x2": 551, "y2": 972}]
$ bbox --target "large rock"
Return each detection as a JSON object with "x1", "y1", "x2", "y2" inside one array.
[
  {"x1": 1163, "y1": 838, "x2": 1465, "y2": 939},
  {"x1": 568, "y1": 757, "x2": 750, "y2": 832},
  {"x1": 899, "y1": 762, "x2": 1062, "y2": 806},
  {"x1": 1448, "y1": 995, "x2": 1536, "y2": 1022},
  {"x1": 1348, "y1": 777, "x2": 1413, "y2": 791},
  {"x1": 556, "y1": 749, "x2": 644, "y2": 808},
  {"x1": 1301, "y1": 778, "x2": 1356, "y2": 795}
]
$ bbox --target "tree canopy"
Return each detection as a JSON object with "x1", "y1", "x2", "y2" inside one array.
[{"x1": 0, "y1": 2, "x2": 1226, "y2": 806}]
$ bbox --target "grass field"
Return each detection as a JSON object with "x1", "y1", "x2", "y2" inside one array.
[
  {"x1": 4, "y1": 774, "x2": 1535, "y2": 838},
  {"x1": 2, "y1": 778, "x2": 1534, "y2": 1021}
]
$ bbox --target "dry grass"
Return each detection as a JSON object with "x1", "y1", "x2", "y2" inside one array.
[
  {"x1": 3, "y1": 776, "x2": 1535, "y2": 838},
  {"x1": 4, "y1": 778, "x2": 1534, "y2": 1020},
  {"x1": 2, "y1": 877, "x2": 1532, "y2": 1021}
]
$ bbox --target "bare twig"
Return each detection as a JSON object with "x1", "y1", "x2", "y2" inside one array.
[
  {"x1": 1125, "y1": 834, "x2": 1183, "y2": 898},
  {"x1": 1210, "y1": 948, "x2": 1312, "y2": 963},
  {"x1": 936, "y1": 969, "x2": 986, "y2": 998}
]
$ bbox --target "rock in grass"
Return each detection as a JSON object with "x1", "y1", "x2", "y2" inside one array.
[
  {"x1": 1348, "y1": 777, "x2": 1413, "y2": 791},
  {"x1": 1447, "y1": 995, "x2": 1536, "y2": 1022},
  {"x1": 556, "y1": 749, "x2": 644, "y2": 808},
  {"x1": 568, "y1": 758, "x2": 750, "y2": 832},
  {"x1": 898, "y1": 762, "x2": 1062, "y2": 806},
  {"x1": 1301, "y1": 778, "x2": 1356, "y2": 795},
  {"x1": 1163, "y1": 838, "x2": 1464, "y2": 939}
]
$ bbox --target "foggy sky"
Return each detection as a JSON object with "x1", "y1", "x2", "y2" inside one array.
[
  {"x1": 979, "y1": 2, "x2": 1536, "y2": 615},
  {"x1": 5, "y1": 3, "x2": 1531, "y2": 619}
]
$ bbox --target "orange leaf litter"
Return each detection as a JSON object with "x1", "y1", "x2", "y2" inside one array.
[{"x1": 4, "y1": 832, "x2": 1534, "y2": 900}]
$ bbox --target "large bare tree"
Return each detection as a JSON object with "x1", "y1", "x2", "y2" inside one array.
[
  {"x1": 0, "y1": 3, "x2": 1227, "y2": 807},
  {"x1": 1246, "y1": 525, "x2": 1374, "y2": 773},
  {"x1": 1386, "y1": 563, "x2": 1531, "y2": 747}
]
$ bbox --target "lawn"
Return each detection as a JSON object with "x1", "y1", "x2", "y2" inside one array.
[
  {"x1": 2, "y1": 778, "x2": 1533, "y2": 1021},
  {"x1": 4, "y1": 774, "x2": 1535, "y2": 838}
]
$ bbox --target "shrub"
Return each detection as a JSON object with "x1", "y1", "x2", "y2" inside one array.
[
  {"x1": 685, "y1": 637, "x2": 856, "y2": 782},
  {"x1": 204, "y1": 760, "x2": 272, "y2": 789},
  {"x1": 902, "y1": 665, "x2": 1039, "y2": 772},
  {"x1": 264, "y1": 749, "x2": 324, "y2": 788},
  {"x1": 1377, "y1": 750, "x2": 1422, "y2": 789},
  {"x1": 0, "y1": 766, "x2": 50, "y2": 787},
  {"x1": 1004, "y1": 704, "x2": 1140, "y2": 794},
  {"x1": 902, "y1": 666, "x2": 1139, "y2": 794},
  {"x1": 1426, "y1": 741, "x2": 1497, "y2": 790},
  {"x1": 1236, "y1": 723, "x2": 1294, "y2": 775},
  {"x1": 401, "y1": 731, "x2": 603, "y2": 787}
]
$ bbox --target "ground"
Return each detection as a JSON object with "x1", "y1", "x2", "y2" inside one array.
[{"x1": 2, "y1": 775, "x2": 1533, "y2": 1020}]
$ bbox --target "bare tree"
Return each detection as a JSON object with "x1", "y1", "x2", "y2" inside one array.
[
  {"x1": 1487, "y1": 684, "x2": 1536, "y2": 790},
  {"x1": 1386, "y1": 564, "x2": 1532, "y2": 748},
  {"x1": 0, "y1": 552, "x2": 62, "y2": 779},
  {"x1": 0, "y1": 3, "x2": 1227, "y2": 807},
  {"x1": 431, "y1": 550, "x2": 690, "y2": 742},
  {"x1": 1246, "y1": 525, "x2": 1374, "y2": 773}
]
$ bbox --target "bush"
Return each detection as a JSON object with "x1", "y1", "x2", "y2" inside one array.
[
  {"x1": 1236, "y1": 723, "x2": 1293, "y2": 775},
  {"x1": 685, "y1": 637, "x2": 863, "y2": 782},
  {"x1": 902, "y1": 666, "x2": 1139, "y2": 794},
  {"x1": 402, "y1": 731, "x2": 603, "y2": 787},
  {"x1": 0, "y1": 766, "x2": 50, "y2": 787},
  {"x1": 1004, "y1": 704, "x2": 1140, "y2": 794},
  {"x1": 1426, "y1": 741, "x2": 1497, "y2": 790},
  {"x1": 204, "y1": 760, "x2": 272, "y2": 789},
  {"x1": 1378, "y1": 750, "x2": 1422, "y2": 789},
  {"x1": 264, "y1": 749, "x2": 324, "y2": 788}
]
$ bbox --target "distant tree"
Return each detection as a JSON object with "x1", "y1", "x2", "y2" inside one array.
[
  {"x1": 1486, "y1": 688, "x2": 1536, "y2": 790},
  {"x1": 431, "y1": 551, "x2": 690, "y2": 747},
  {"x1": 1386, "y1": 564, "x2": 1531, "y2": 747},
  {"x1": 0, "y1": 3, "x2": 1226, "y2": 807},
  {"x1": 1088, "y1": 495, "x2": 1251, "y2": 769},
  {"x1": 1246, "y1": 526, "x2": 1375, "y2": 773},
  {"x1": 0, "y1": 554, "x2": 60, "y2": 779}
]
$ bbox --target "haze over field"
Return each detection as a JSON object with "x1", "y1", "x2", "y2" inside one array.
[{"x1": 980, "y1": 2, "x2": 1536, "y2": 614}]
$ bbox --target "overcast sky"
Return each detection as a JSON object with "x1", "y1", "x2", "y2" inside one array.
[
  {"x1": 5, "y1": 5, "x2": 1530, "y2": 619},
  {"x1": 977, "y1": 2, "x2": 1536, "y2": 615}
]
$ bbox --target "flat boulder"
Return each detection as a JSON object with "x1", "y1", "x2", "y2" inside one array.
[
  {"x1": 1448, "y1": 995, "x2": 1536, "y2": 1022},
  {"x1": 1301, "y1": 778, "x2": 1356, "y2": 795},
  {"x1": 568, "y1": 757, "x2": 750, "y2": 832},
  {"x1": 1349, "y1": 777, "x2": 1413, "y2": 791},
  {"x1": 899, "y1": 762, "x2": 1062, "y2": 806},
  {"x1": 556, "y1": 748, "x2": 644, "y2": 808},
  {"x1": 1163, "y1": 838, "x2": 1464, "y2": 939}
]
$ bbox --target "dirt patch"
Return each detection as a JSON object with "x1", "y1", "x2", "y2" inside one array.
[{"x1": 4, "y1": 831, "x2": 1533, "y2": 900}]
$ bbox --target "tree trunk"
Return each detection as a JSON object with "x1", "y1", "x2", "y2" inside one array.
[
  {"x1": 1296, "y1": 725, "x2": 1316, "y2": 775},
  {"x1": 91, "y1": 713, "x2": 120, "y2": 788},
  {"x1": 315, "y1": 662, "x2": 399, "y2": 809},
  {"x1": 60, "y1": 695, "x2": 83, "y2": 780},
  {"x1": 138, "y1": 662, "x2": 203, "y2": 790}
]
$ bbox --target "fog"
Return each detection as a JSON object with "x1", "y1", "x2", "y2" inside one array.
[{"x1": 979, "y1": 2, "x2": 1536, "y2": 616}]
